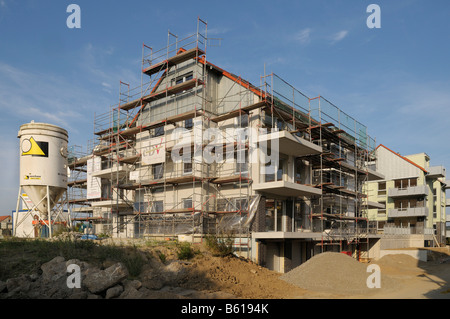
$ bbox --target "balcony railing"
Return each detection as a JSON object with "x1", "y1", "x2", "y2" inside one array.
[
  {"x1": 427, "y1": 166, "x2": 446, "y2": 178},
  {"x1": 388, "y1": 206, "x2": 428, "y2": 218},
  {"x1": 388, "y1": 185, "x2": 428, "y2": 198},
  {"x1": 384, "y1": 224, "x2": 434, "y2": 235}
]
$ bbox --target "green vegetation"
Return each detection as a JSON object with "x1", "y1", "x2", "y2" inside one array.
[
  {"x1": 176, "y1": 241, "x2": 196, "y2": 260},
  {"x1": 204, "y1": 234, "x2": 234, "y2": 257}
]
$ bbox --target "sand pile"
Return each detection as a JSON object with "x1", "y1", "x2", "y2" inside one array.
[
  {"x1": 280, "y1": 252, "x2": 398, "y2": 296},
  {"x1": 374, "y1": 253, "x2": 424, "y2": 277}
]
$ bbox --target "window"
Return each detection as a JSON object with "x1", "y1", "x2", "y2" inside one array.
[
  {"x1": 183, "y1": 198, "x2": 192, "y2": 209},
  {"x1": 235, "y1": 150, "x2": 248, "y2": 174},
  {"x1": 153, "y1": 163, "x2": 164, "y2": 180},
  {"x1": 175, "y1": 72, "x2": 193, "y2": 85},
  {"x1": 264, "y1": 159, "x2": 284, "y2": 182},
  {"x1": 234, "y1": 198, "x2": 248, "y2": 212},
  {"x1": 264, "y1": 199, "x2": 284, "y2": 232},
  {"x1": 185, "y1": 118, "x2": 193, "y2": 130},
  {"x1": 394, "y1": 199, "x2": 409, "y2": 211},
  {"x1": 394, "y1": 198, "x2": 424, "y2": 210},
  {"x1": 154, "y1": 125, "x2": 164, "y2": 137},
  {"x1": 184, "y1": 161, "x2": 192, "y2": 174},
  {"x1": 378, "y1": 182, "x2": 386, "y2": 195},
  {"x1": 151, "y1": 201, "x2": 164, "y2": 213},
  {"x1": 237, "y1": 113, "x2": 249, "y2": 128},
  {"x1": 119, "y1": 215, "x2": 125, "y2": 232},
  {"x1": 394, "y1": 178, "x2": 417, "y2": 190},
  {"x1": 276, "y1": 118, "x2": 284, "y2": 132},
  {"x1": 378, "y1": 201, "x2": 386, "y2": 217},
  {"x1": 277, "y1": 160, "x2": 284, "y2": 181},
  {"x1": 295, "y1": 159, "x2": 302, "y2": 184}
]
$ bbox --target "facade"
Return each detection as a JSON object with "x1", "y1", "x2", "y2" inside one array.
[
  {"x1": 366, "y1": 144, "x2": 448, "y2": 246},
  {"x1": 0, "y1": 215, "x2": 12, "y2": 237},
  {"x1": 67, "y1": 24, "x2": 384, "y2": 272}
]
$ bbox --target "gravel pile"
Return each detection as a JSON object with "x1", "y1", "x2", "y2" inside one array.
[{"x1": 280, "y1": 252, "x2": 376, "y2": 295}]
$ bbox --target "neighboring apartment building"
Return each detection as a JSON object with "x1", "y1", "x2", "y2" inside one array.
[
  {"x1": 0, "y1": 215, "x2": 12, "y2": 237},
  {"x1": 366, "y1": 144, "x2": 448, "y2": 246},
  {"x1": 67, "y1": 25, "x2": 384, "y2": 272}
]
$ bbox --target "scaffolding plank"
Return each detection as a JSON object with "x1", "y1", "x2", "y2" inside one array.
[
  {"x1": 68, "y1": 157, "x2": 89, "y2": 169},
  {"x1": 68, "y1": 179, "x2": 87, "y2": 187},
  {"x1": 166, "y1": 110, "x2": 198, "y2": 124},
  {"x1": 166, "y1": 175, "x2": 202, "y2": 184},
  {"x1": 119, "y1": 98, "x2": 143, "y2": 111},
  {"x1": 211, "y1": 100, "x2": 268, "y2": 123},
  {"x1": 118, "y1": 154, "x2": 141, "y2": 164},
  {"x1": 211, "y1": 175, "x2": 251, "y2": 184},
  {"x1": 120, "y1": 78, "x2": 203, "y2": 111},
  {"x1": 143, "y1": 47, "x2": 206, "y2": 76}
]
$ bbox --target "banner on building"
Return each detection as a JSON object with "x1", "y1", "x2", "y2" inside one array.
[
  {"x1": 142, "y1": 136, "x2": 166, "y2": 165},
  {"x1": 87, "y1": 156, "x2": 101, "y2": 199}
]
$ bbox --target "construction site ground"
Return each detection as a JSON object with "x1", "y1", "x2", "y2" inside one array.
[
  {"x1": 1, "y1": 236, "x2": 450, "y2": 299},
  {"x1": 101, "y1": 239, "x2": 450, "y2": 299}
]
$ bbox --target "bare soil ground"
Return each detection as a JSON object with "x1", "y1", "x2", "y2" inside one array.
[
  {"x1": 2, "y1": 236, "x2": 450, "y2": 299},
  {"x1": 138, "y1": 242, "x2": 450, "y2": 299}
]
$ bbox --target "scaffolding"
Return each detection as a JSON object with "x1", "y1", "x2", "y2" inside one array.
[
  {"x1": 260, "y1": 72, "x2": 378, "y2": 257},
  {"x1": 67, "y1": 18, "x2": 380, "y2": 261}
]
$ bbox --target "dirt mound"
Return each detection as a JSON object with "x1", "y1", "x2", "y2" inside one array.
[
  {"x1": 280, "y1": 252, "x2": 371, "y2": 295},
  {"x1": 374, "y1": 254, "x2": 424, "y2": 277},
  {"x1": 280, "y1": 252, "x2": 402, "y2": 296},
  {"x1": 180, "y1": 253, "x2": 307, "y2": 299}
]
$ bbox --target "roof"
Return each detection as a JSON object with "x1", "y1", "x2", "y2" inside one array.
[
  {"x1": 196, "y1": 56, "x2": 266, "y2": 99},
  {"x1": 0, "y1": 215, "x2": 11, "y2": 223},
  {"x1": 376, "y1": 144, "x2": 428, "y2": 173}
]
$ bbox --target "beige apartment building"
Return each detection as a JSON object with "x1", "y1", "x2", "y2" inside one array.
[{"x1": 366, "y1": 144, "x2": 448, "y2": 247}]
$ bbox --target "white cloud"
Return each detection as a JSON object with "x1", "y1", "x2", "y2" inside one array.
[
  {"x1": 296, "y1": 28, "x2": 312, "y2": 45},
  {"x1": 0, "y1": 62, "x2": 101, "y2": 133},
  {"x1": 330, "y1": 30, "x2": 348, "y2": 44}
]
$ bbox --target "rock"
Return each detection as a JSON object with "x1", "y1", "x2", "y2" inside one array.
[
  {"x1": 105, "y1": 285, "x2": 124, "y2": 299},
  {"x1": 123, "y1": 279, "x2": 142, "y2": 290},
  {"x1": 6, "y1": 275, "x2": 31, "y2": 295},
  {"x1": 0, "y1": 281, "x2": 6, "y2": 293},
  {"x1": 163, "y1": 260, "x2": 187, "y2": 285},
  {"x1": 140, "y1": 266, "x2": 165, "y2": 290},
  {"x1": 68, "y1": 291, "x2": 88, "y2": 299},
  {"x1": 119, "y1": 285, "x2": 141, "y2": 299},
  {"x1": 41, "y1": 256, "x2": 66, "y2": 281},
  {"x1": 83, "y1": 262, "x2": 128, "y2": 294},
  {"x1": 38, "y1": 257, "x2": 91, "y2": 299}
]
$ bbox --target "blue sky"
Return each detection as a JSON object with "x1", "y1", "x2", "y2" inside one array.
[{"x1": 0, "y1": 0, "x2": 449, "y2": 215}]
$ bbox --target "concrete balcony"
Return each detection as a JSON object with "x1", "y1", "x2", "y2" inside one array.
[
  {"x1": 426, "y1": 166, "x2": 446, "y2": 178},
  {"x1": 367, "y1": 167, "x2": 385, "y2": 181},
  {"x1": 259, "y1": 130, "x2": 322, "y2": 157},
  {"x1": 388, "y1": 206, "x2": 428, "y2": 218},
  {"x1": 91, "y1": 199, "x2": 130, "y2": 208},
  {"x1": 253, "y1": 180, "x2": 322, "y2": 197},
  {"x1": 362, "y1": 201, "x2": 385, "y2": 209},
  {"x1": 388, "y1": 185, "x2": 428, "y2": 198},
  {"x1": 91, "y1": 165, "x2": 129, "y2": 179}
]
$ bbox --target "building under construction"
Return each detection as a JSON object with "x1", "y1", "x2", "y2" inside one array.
[{"x1": 67, "y1": 19, "x2": 385, "y2": 273}]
